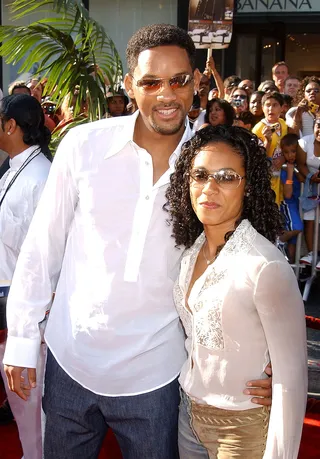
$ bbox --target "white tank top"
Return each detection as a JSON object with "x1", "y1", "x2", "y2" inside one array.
[{"x1": 298, "y1": 134, "x2": 320, "y2": 174}]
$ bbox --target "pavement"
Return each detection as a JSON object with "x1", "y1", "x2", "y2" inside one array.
[{"x1": 303, "y1": 274, "x2": 320, "y2": 397}]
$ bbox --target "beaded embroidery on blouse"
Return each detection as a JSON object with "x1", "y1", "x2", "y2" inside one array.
[{"x1": 173, "y1": 219, "x2": 256, "y2": 350}]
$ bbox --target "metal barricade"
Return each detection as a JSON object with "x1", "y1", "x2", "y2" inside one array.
[
  {"x1": 302, "y1": 183, "x2": 320, "y2": 301},
  {"x1": 288, "y1": 182, "x2": 305, "y2": 279}
]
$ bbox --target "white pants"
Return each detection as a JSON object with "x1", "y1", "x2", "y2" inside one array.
[{"x1": 0, "y1": 341, "x2": 46, "y2": 459}]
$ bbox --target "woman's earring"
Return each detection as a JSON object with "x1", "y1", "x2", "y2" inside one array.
[{"x1": 7, "y1": 132, "x2": 11, "y2": 136}]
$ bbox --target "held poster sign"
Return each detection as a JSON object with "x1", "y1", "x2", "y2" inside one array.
[{"x1": 188, "y1": 0, "x2": 235, "y2": 50}]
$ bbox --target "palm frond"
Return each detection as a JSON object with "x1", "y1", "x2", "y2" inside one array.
[{"x1": 0, "y1": 0, "x2": 123, "y2": 126}]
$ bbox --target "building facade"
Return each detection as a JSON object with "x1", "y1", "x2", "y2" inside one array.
[{"x1": 2, "y1": 0, "x2": 320, "y2": 92}]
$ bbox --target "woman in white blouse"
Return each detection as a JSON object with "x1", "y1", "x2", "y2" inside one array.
[{"x1": 166, "y1": 125, "x2": 307, "y2": 459}]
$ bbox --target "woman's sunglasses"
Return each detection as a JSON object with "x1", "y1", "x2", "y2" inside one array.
[{"x1": 188, "y1": 168, "x2": 245, "y2": 189}]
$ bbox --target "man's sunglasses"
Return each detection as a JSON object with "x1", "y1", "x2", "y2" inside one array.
[
  {"x1": 131, "y1": 74, "x2": 194, "y2": 95},
  {"x1": 232, "y1": 94, "x2": 247, "y2": 100}
]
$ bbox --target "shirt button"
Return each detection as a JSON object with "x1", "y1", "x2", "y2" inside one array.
[
  {"x1": 145, "y1": 195, "x2": 150, "y2": 200},
  {"x1": 145, "y1": 161, "x2": 149, "y2": 166}
]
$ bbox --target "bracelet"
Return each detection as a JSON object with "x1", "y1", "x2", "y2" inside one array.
[{"x1": 285, "y1": 180, "x2": 293, "y2": 185}]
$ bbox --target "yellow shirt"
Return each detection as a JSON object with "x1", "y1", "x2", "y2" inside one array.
[{"x1": 252, "y1": 118, "x2": 287, "y2": 205}]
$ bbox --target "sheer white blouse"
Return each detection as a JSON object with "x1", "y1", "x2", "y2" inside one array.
[{"x1": 174, "y1": 219, "x2": 307, "y2": 458}]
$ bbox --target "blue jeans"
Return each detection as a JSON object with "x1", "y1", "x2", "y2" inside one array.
[
  {"x1": 42, "y1": 349, "x2": 180, "y2": 459},
  {"x1": 178, "y1": 390, "x2": 209, "y2": 459}
]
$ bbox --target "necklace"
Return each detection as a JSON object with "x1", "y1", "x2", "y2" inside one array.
[{"x1": 202, "y1": 240, "x2": 217, "y2": 265}]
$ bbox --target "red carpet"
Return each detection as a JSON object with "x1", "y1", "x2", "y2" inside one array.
[{"x1": 0, "y1": 385, "x2": 319, "y2": 458}]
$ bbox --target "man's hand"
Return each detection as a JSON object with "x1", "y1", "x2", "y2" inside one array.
[
  {"x1": 262, "y1": 125, "x2": 273, "y2": 144},
  {"x1": 4, "y1": 365, "x2": 37, "y2": 401},
  {"x1": 244, "y1": 363, "x2": 272, "y2": 406}
]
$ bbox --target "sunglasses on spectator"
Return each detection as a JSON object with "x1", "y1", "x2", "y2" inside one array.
[
  {"x1": 232, "y1": 94, "x2": 247, "y2": 100},
  {"x1": 306, "y1": 88, "x2": 320, "y2": 94},
  {"x1": 131, "y1": 74, "x2": 194, "y2": 95},
  {"x1": 188, "y1": 168, "x2": 245, "y2": 189}
]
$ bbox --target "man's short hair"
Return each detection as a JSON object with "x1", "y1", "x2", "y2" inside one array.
[
  {"x1": 261, "y1": 91, "x2": 284, "y2": 107},
  {"x1": 126, "y1": 24, "x2": 196, "y2": 73},
  {"x1": 272, "y1": 61, "x2": 289, "y2": 75},
  {"x1": 8, "y1": 80, "x2": 31, "y2": 96},
  {"x1": 284, "y1": 75, "x2": 301, "y2": 85},
  {"x1": 223, "y1": 75, "x2": 241, "y2": 89}
]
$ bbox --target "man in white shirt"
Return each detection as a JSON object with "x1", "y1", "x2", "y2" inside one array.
[
  {"x1": 4, "y1": 25, "x2": 271, "y2": 458},
  {"x1": 0, "y1": 94, "x2": 51, "y2": 459}
]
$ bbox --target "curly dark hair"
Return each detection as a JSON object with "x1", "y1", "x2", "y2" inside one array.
[
  {"x1": 166, "y1": 125, "x2": 282, "y2": 248},
  {"x1": 295, "y1": 75, "x2": 320, "y2": 104},
  {"x1": 205, "y1": 98, "x2": 235, "y2": 126},
  {"x1": 126, "y1": 24, "x2": 196, "y2": 73}
]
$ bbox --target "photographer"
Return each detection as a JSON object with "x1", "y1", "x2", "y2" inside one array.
[
  {"x1": 229, "y1": 86, "x2": 249, "y2": 115},
  {"x1": 286, "y1": 76, "x2": 320, "y2": 137}
]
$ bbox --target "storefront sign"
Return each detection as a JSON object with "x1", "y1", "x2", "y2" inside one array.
[
  {"x1": 188, "y1": 0, "x2": 235, "y2": 50},
  {"x1": 236, "y1": 0, "x2": 317, "y2": 13}
]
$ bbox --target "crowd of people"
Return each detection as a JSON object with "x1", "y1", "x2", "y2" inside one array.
[{"x1": 0, "y1": 23, "x2": 309, "y2": 459}]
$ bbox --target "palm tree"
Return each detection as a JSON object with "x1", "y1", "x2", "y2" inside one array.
[{"x1": 0, "y1": 0, "x2": 123, "y2": 122}]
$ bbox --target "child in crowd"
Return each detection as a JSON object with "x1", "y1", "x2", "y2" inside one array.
[
  {"x1": 252, "y1": 91, "x2": 287, "y2": 205},
  {"x1": 279, "y1": 134, "x2": 304, "y2": 263},
  {"x1": 234, "y1": 110, "x2": 255, "y2": 131}
]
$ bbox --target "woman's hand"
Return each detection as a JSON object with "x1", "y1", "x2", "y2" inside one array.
[{"x1": 296, "y1": 99, "x2": 309, "y2": 114}]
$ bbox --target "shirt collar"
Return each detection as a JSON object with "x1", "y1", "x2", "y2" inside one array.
[
  {"x1": 104, "y1": 110, "x2": 140, "y2": 159},
  {"x1": 169, "y1": 120, "x2": 192, "y2": 169},
  {"x1": 104, "y1": 111, "x2": 193, "y2": 163},
  {"x1": 9, "y1": 145, "x2": 40, "y2": 171}
]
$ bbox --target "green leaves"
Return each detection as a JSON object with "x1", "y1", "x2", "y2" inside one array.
[{"x1": 0, "y1": 0, "x2": 123, "y2": 123}]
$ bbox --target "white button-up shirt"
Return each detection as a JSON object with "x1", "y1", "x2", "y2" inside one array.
[
  {"x1": 4, "y1": 112, "x2": 190, "y2": 396},
  {"x1": 0, "y1": 145, "x2": 51, "y2": 280}
]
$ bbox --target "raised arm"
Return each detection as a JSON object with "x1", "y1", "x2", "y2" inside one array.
[
  {"x1": 254, "y1": 260, "x2": 307, "y2": 459},
  {"x1": 205, "y1": 56, "x2": 225, "y2": 99},
  {"x1": 3, "y1": 129, "x2": 79, "y2": 396}
]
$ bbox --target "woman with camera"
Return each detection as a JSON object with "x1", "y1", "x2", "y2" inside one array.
[{"x1": 286, "y1": 76, "x2": 320, "y2": 137}]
